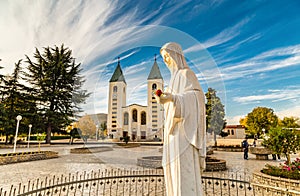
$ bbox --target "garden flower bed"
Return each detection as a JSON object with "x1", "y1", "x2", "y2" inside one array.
[
  {"x1": 252, "y1": 158, "x2": 300, "y2": 195},
  {"x1": 261, "y1": 158, "x2": 300, "y2": 180},
  {"x1": 0, "y1": 151, "x2": 58, "y2": 165}
]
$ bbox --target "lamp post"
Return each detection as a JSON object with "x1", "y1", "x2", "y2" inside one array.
[
  {"x1": 13, "y1": 115, "x2": 22, "y2": 153},
  {"x1": 27, "y1": 124, "x2": 32, "y2": 149}
]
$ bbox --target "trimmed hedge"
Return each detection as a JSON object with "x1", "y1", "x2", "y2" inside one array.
[{"x1": 29, "y1": 135, "x2": 80, "y2": 140}]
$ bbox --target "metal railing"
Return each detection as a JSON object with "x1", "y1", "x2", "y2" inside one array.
[
  {"x1": 0, "y1": 169, "x2": 165, "y2": 196},
  {"x1": 202, "y1": 170, "x2": 254, "y2": 196},
  {"x1": 0, "y1": 169, "x2": 256, "y2": 196}
]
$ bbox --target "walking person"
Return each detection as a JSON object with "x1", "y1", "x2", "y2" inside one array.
[{"x1": 242, "y1": 138, "x2": 249, "y2": 160}]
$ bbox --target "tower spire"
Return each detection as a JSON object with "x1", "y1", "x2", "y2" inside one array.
[
  {"x1": 109, "y1": 58, "x2": 126, "y2": 83},
  {"x1": 148, "y1": 55, "x2": 163, "y2": 80}
]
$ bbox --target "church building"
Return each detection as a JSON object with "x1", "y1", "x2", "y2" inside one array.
[{"x1": 107, "y1": 57, "x2": 164, "y2": 141}]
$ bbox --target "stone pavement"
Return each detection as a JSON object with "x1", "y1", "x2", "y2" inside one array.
[{"x1": 0, "y1": 144, "x2": 298, "y2": 192}]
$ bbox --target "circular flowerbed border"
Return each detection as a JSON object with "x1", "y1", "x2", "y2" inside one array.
[
  {"x1": 116, "y1": 143, "x2": 141, "y2": 148},
  {"x1": 252, "y1": 171, "x2": 300, "y2": 194},
  {"x1": 0, "y1": 151, "x2": 58, "y2": 165},
  {"x1": 70, "y1": 146, "x2": 113, "y2": 153}
]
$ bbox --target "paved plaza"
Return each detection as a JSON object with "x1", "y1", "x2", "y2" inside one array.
[{"x1": 0, "y1": 144, "x2": 298, "y2": 192}]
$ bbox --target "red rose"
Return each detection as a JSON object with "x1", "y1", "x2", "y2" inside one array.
[{"x1": 155, "y1": 89, "x2": 163, "y2": 97}]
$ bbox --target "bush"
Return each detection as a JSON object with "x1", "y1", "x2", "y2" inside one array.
[
  {"x1": 29, "y1": 135, "x2": 80, "y2": 140},
  {"x1": 120, "y1": 136, "x2": 130, "y2": 144},
  {"x1": 262, "y1": 127, "x2": 300, "y2": 164},
  {"x1": 262, "y1": 158, "x2": 300, "y2": 180},
  {"x1": 216, "y1": 144, "x2": 241, "y2": 148}
]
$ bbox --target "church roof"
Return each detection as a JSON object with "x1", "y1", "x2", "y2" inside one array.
[
  {"x1": 147, "y1": 59, "x2": 163, "y2": 80},
  {"x1": 109, "y1": 60, "x2": 126, "y2": 83}
]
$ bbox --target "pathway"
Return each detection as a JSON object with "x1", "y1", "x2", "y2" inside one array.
[{"x1": 0, "y1": 144, "x2": 298, "y2": 192}]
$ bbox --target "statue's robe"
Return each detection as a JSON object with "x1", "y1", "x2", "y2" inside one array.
[{"x1": 163, "y1": 68, "x2": 206, "y2": 196}]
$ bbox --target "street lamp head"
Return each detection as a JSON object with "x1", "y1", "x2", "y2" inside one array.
[
  {"x1": 16, "y1": 115, "x2": 22, "y2": 121},
  {"x1": 29, "y1": 124, "x2": 32, "y2": 128}
]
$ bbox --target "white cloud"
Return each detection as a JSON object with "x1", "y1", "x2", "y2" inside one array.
[
  {"x1": 276, "y1": 106, "x2": 300, "y2": 119},
  {"x1": 0, "y1": 0, "x2": 177, "y2": 75},
  {"x1": 203, "y1": 17, "x2": 251, "y2": 48},
  {"x1": 226, "y1": 115, "x2": 245, "y2": 125},
  {"x1": 220, "y1": 44, "x2": 300, "y2": 81},
  {"x1": 1, "y1": 0, "x2": 185, "y2": 115},
  {"x1": 218, "y1": 33, "x2": 262, "y2": 58},
  {"x1": 233, "y1": 88, "x2": 300, "y2": 104},
  {"x1": 185, "y1": 16, "x2": 252, "y2": 54},
  {"x1": 123, "y1": 61, "x2": 147, "y2": 76}
]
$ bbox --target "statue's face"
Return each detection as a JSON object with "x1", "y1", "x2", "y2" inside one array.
[{"x1": 161, "y1": 49, "x2": 172, "y2": 67}]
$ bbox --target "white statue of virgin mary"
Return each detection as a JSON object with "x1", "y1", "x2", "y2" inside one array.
[{"x1": 155, "y1": 42, "x2": 206, "y2": 196}]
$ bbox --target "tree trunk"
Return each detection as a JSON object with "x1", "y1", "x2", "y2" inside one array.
[
  {"x1": 5, "y1": 133, "x2": 8, "y2": 144},
  {"x1": 214, "y1": 132, "x2": 217, "y2": 146},
  {"x1": 286, "y1": 154, "x2": 291, "y2": 165},
  {"x1": 46, "y1": 124, "x2": 51, "y2": 144},
  {"x1": 69, "y1": 136, "x2": 74, "y2": 145},
  {"x1": 38, "y1": 142, "x2": 41, "y2": 152}
]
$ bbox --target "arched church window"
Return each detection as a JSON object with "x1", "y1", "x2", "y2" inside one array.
[
  {"x1": 132, "y1": 109, "x2": 137, "y2": 122},
  {"x1": 113, "y1": 86, "x2": 117, "y2": 92},
  {"x1": 124, "y1": 112, "x2": 129, "y2": 125},
  {"x1": 141, "y1": 111, "x2": 146, "y2": 125},
  {"x1": 152, "y1": 83, "x2": 157, "y2": 90}
]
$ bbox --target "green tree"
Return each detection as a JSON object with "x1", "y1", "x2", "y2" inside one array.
[
  {"x1": 243, "y1": 107, "x2": 278, "y2": 137},
  {"x1": 0, "y1": 62, "x2": 4, "y2": 89},
  {"x1": 100, "y1": 122, "x2": 107, "y2": 137},
  {"x1": 0, "y1": 63, "x2": 5, "y2": 135},
  {"x1": 36, "y1": 132, "x2": 46, "y2": 151},
  {"x1": 78, "y1": 115, "x2": 96, "y2": 137},
  {"x1": 1, "y1": 60, "x2": 29, "y2": 143},
  {"x1": 71, "y1": 75, "x2": 90, "y2": 118},
  {"x1": 0, "y1": 103, "x2": 6, "y2": 137},
  {"x1": 279, "y1": 117, "x2": 300, "y2": 128},
  {"x1": 263, "y1": 127, "x2": 300, "y2": 164},
  {"x1": 205, "y1": 88, "x2": 226, "y2": 146},
  {"x1": 24, "y1": 44, "x2": 89, "y2": 144},
  {"x1": 219, "y1": 131, "x2": 229, "y2": 138}
]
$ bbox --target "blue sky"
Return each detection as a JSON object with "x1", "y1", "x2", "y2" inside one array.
[{"x1": 0, "y1": 0, "x2": 300, "y2": 124}]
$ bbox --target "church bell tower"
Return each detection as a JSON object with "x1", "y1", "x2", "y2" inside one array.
[
  {"x1": 147, "y1": 55, "x2": 164, "y2": 139},
  {"x1": 107, "y1": 58, "x2": 127, "y2": 139}
]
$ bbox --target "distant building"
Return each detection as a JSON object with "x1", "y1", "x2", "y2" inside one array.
[
  {"x1": 107, "y1": 57, "x2": 164, "y2": 141},
  {"x1": 223, "y1": 125, "x2": 246, "y2": 139}
]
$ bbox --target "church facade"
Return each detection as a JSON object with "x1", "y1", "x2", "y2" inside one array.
[{"x1": 107, "y1": 58, "x2": 164, "y2": 141}]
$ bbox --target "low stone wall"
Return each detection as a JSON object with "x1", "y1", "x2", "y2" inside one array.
[
  {"x1": 137, "y1": 155, "x2": 227, "y2": 171},
  {"x1": 215, "y1": 138, "x2": 257, "y2": 146},
  {"x1": 70, "y1": 146, "x2": 113, "y2": 153},
  {"x1": 252, "y1": 171, "x2": 300, "y2": 195},
  {"x1": 205, "y1": 156, "x2": 227, "y2": 171},
  {"x1": 0, "y1": 151, "x2": 58, "y2": 165},
  {"x1": 137, "y1": 156, "x2": 163, "y2": 169},
  {"x1": 214, "y1": 147, "x2": 243, "y2": 152},
  {"x1": 116, "y1": 143, "x2": 141, "y2": 148}
]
